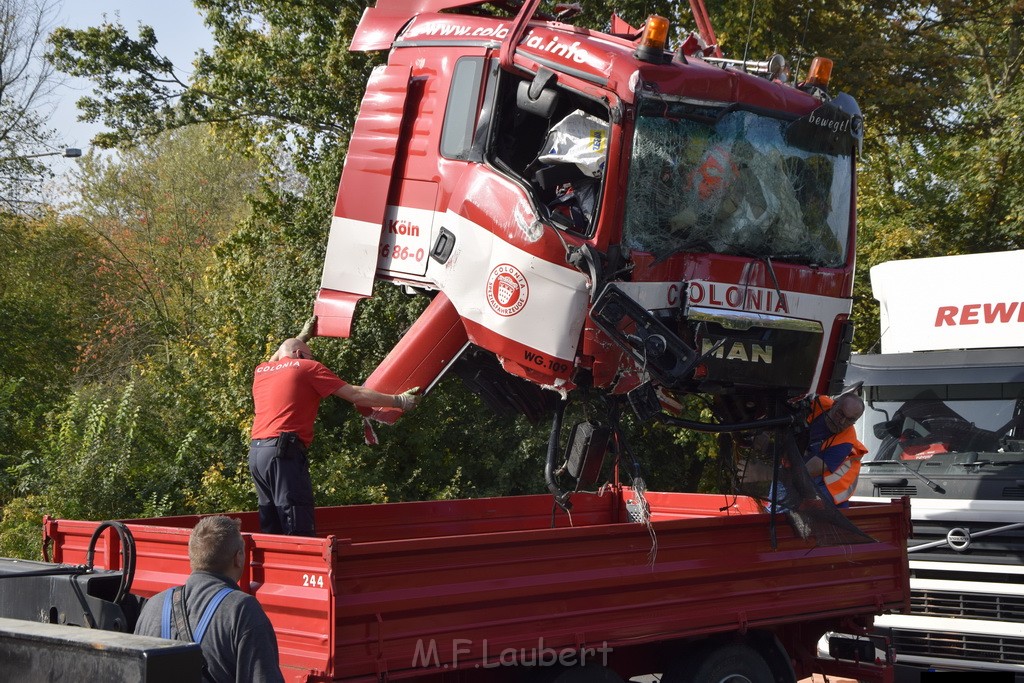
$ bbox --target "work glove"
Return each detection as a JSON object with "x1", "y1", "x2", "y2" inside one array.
[
  {"x1": 297, "y1": 315, "x2": 318, "y2": 342},
  {"x1": 395, "y1": 387, "x2": 421, "y2": 412}
]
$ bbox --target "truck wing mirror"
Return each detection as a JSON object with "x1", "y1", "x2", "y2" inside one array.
[
  {"x1": 517, "y1": 67, "x2": 559, "y2": 118},
  {"x1": 874, "y1": 418, "x2": 901, "y2": 440}
]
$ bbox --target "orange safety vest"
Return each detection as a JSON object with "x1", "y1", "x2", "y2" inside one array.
[{"x1": 806, "y1": 396, "x2": 868, "y2": 505}]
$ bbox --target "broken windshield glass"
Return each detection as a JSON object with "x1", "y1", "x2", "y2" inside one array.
[{"x1": 623, "y1": 100, "x2": 853, "y2": 266}]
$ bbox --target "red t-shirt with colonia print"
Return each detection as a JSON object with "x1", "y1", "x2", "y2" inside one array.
[{"x1": 250, "y1": 358, "x2": 346, "y2": 447}]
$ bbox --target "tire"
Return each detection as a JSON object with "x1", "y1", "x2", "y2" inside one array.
[{"x1": 661, "y1": 643, "x2": 776, "y2": 683}]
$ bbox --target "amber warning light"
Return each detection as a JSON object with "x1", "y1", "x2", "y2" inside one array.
[
  {"x1": 635, "y1": 15, "x2": 670, "y2": 63},
  {"x1": 805, "y1": 56, "x2": 833, "y2": 89}
]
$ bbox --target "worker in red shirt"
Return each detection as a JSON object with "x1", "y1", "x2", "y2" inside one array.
[{"x1": 249, "y1": 323, "x2": 419, "y2": 535}]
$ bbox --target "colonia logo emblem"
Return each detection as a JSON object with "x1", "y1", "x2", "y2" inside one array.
[{"x1": 486, "y1": 264, "x2": 529, "y2": 316}]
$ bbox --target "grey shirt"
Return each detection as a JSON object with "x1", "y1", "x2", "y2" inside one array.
[{"x1": 134, "y1": 571, "x2": 284, "y2": 683}]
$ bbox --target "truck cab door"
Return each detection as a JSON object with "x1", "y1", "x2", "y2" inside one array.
[{"x1": 316, "y1": 64, "x2": 413, "y2": 337}]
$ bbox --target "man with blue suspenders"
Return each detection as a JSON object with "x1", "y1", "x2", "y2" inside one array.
[{"x1": 134, "y1": 516, "x2": 284, "y2": 683}]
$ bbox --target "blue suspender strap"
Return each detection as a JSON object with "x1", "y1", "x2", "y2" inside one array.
[
  {"x1": 160, "y1": 587, "x2": 177, "y2": 639},
  {"x1": 192, "y1": 587, "x2": 234, "y2": 644}
]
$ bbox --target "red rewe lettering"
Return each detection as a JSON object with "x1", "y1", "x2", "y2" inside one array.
[
  {"x1": 984, "y1": 302, "x2": 1019, "y2": 323},
  {"x1": 935, "y1": 306, "x2": 958, "y2": 326},
  {"x1": 959, "y1": 303, "x2": 981, "y2": 325}
]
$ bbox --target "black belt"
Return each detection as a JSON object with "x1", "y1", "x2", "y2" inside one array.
[{"x1": 252, "y1": 432, "x2": 305, "y2": 457}]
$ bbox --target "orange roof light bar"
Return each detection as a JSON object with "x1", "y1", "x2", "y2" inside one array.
[
  {"x1": 641, "y1": 15, "x2": 670, "y2": 51},
  {"x1": 635, "y1": 15, "x2": 670, "y2": 63},
  {"x1": 805, "y1": 56, "x2": 833, "y2": 89}
]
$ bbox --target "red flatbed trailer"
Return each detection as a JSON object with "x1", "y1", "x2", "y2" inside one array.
[{"x1": 44, "y1": 489, "x2": 910, "y2": 682}]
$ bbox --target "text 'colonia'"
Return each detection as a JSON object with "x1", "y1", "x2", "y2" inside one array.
[
  {"x1": 256, "y1": 361, "x2": 300, "y2": 373},
  {"x1": 684, "y1": 282, "x2": 790, "y2": 314}
]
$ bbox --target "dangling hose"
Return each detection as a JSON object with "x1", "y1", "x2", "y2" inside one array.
[
  {"x1": 545, "y1": 398, "x2": 573, "y2": 511},
  {"x1": 86, "y1": 520, "x2": 136, "y2": 606}
]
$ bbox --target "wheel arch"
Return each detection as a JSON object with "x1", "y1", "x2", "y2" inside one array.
[{"x1": 662, "y1": 630, "x2": 797, "y2": 683}]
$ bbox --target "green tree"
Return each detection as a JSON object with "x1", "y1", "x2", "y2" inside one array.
[
  {"x1": 0, "y1": 376, "x2": 196, "y2": 558},
  {"x1": 48, "y1": 0, "x2": 376, "y2": 169},
  {"x1": 0, "y1": 0, "x2": 63, "y2": 212},
  {"x1": 0, "y1": 211, "x2": 105, "y2": 503},
  {"x1": 70, "y1": 125, "x2": 258, "y2": 380},
  {"x1": 0, "y1": 127, "x2": 262, "y2": 556},
  {"x1": 851, "y1": 2, "x2": 1024, "y2": 347}
]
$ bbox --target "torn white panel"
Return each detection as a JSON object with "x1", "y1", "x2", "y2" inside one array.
[{"x1": 321, "y1": 215, "x2": 382, "y2": 296}]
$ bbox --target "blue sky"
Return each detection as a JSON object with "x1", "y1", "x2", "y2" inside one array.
[{"x1": 48, "y1": 1, "x2": 213, "y2": 156}]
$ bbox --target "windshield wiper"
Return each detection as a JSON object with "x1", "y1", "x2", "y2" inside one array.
[
  {"x1": 862, "y1": 459, "x2": 945, "y2": 494},
  {"x1": 955, "y1": 459, "x2": 1024, "y2": 468}
]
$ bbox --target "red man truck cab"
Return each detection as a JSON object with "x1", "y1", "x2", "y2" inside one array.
[{"x1": 314, "y1": 0, "x2": 862, "y2": 443}]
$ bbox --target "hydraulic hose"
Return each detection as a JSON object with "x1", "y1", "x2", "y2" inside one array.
[
  {"x1": 657, "y1": 413, "x2": 795, "y2": 433},
  {"x1": 545, "y1": 399, "x2": 572, "y2": 511},
  {"x1": 0, "y1": 567, "x2": 86, "y2": 579},
  {"x1": 86, "y1": 520, "x2": 136, "y2": 606}
]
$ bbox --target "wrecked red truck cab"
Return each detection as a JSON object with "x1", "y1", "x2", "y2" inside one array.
[{"x1": 314, "y1": 0, "x2": 862, "y2": 435}]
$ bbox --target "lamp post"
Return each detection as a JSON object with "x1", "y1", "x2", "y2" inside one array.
[
  {"x1": 0, "y1": 147, "x2": 83, "y2": 213},
  {"x1": 0, "y1": 147, "x2": 82, "y2": 163}
]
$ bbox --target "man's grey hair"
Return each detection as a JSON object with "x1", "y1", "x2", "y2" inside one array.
[{"x1": 189, "y1": 516, "x2": 244, "y2": 574}]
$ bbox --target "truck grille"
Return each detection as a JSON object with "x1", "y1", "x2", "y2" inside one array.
[
  {"x1": 878, "y1": 485, "x2": 917, "y2": 497},
  {"x1": 910, "y1": 519, "x2": 1024, "y2": 565},
  {"x1": 893, "y1": 630, "x2": 1024, "y2": 665},
  {"x1": 912, "y1": 589, "x2": 1024, "y2": 623}
]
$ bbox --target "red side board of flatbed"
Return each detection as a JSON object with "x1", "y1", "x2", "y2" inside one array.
[{"x1": 44, "y1": 489, "x2": 910, "y2": 682}]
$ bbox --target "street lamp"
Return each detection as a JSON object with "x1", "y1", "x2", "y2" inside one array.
[
  {"x1": 0, "y1": 147, "x2": 84, "y2": 212},
  {"x1": 0, "y1": 147, "x2": 82, "y2": 163}
]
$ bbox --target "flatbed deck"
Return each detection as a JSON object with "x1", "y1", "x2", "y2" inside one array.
[{"x1": 44, "y1": 488, "x2": 910, "y2": 682}]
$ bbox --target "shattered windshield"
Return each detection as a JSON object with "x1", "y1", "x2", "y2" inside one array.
[{"x1": 623, "y1": 100, "x2": 853, "y2": 266}]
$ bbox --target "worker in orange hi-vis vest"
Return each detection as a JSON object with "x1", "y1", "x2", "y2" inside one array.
[{"x1": 801, "y1": 393, "x2": 867, "y2": 507}]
